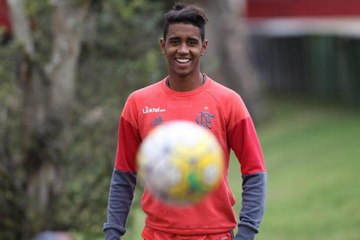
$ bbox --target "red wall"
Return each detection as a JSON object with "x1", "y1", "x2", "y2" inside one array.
[
  {"x1": 246, "y1": 0, "x2": 360, "y2": 18},
  {"x1": 0, "y1": 0, "x2": 11, "y2": 36}
]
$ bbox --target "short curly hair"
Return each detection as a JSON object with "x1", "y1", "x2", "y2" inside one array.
[{"x1": 163, "y1": 2, "x2": 208, "y2": 41}]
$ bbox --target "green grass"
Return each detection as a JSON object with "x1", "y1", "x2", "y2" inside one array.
[
  {"x1": 119, "y1": 97, "x2": 360, "y2": 240},
  {"x1": 243, "y1": 97, "x2": 360, "y2": 240}
]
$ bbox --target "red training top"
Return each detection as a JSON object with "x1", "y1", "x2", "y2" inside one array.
[{"x1": 114, "y1": 75, "x2": 266, "y2": 235}]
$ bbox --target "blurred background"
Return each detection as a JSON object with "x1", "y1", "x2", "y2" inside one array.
[{"x1": 0, "y1": 0, "x2": 359, "y2": 239}]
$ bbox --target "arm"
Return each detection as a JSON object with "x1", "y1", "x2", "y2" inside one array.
[
  {"x1": 103, "y1": 96, "x2": 142, "y2": 240},
  {"x1": 103, "y1": 169, "x2": 136, "y2": 240},
  {"x1": 235, "y1": 172, "x2": 267, "y2": 240},
  {"x1": 228, "y1": 113, "x2": 267, "y2": 240}
]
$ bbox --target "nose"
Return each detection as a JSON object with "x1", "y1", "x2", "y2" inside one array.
[{"x1": 177, "y1": 43, "x2": 189, "y2": 54}]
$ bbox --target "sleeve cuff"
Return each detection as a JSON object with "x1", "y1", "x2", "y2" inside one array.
[
  {"x1": 234, "y1": 225, "x2": 256, "y2": 240},
  {"x1": 103, "y1": 223, "x2": 126, "y2": 240}
]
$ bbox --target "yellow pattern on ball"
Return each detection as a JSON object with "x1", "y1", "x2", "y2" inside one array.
[{"x1": 137, "y1": 120, "x2": 224, "y2": 205}]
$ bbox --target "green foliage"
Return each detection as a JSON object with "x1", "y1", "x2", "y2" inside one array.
[
  {"x1": 56, "y1": 0, "x2": 169, "y2": 237},
  {"x1": 78, "y1": 0, "x2": 167, "y2": 107},
  {"x1": 0, "y1": 0, "x2": 170, "y2": 239},
  {"x1": 0, "y1": 43, "x2": 25, "y2": 239},
  {"x1": 26, "y1": 0, "x2": 49, "y2": 17}
]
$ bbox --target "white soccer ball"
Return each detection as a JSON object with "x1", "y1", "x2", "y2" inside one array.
[{"x1": 136, "y1": 120, "x2": 224, "y2": 204}]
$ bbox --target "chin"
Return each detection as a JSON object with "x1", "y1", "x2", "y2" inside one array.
[
  {"x1": 174, "y1": 70, "x2": 192, "y2": 78},
  {"x1": 176, "y1": 73, "x2": 190, "y2": 78}
]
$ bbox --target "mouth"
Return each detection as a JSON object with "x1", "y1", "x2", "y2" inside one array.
[{"x1": 175, "y1": 58, "x2": 191, "y2": 64}]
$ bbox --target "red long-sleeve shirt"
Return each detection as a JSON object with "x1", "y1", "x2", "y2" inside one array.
[{"x1": 104, "y1": 75, "x2": 266, "y2": 238}]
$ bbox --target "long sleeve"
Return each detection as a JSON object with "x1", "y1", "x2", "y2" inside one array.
[
  {"x1": 228, "y1": 114, "x2": 267, "y2": 240},
  {"x1": 103, "y1": 170, "x2": 137, "y2": 240},
  {"x1": 103, "y1": 95, "x2": 141, "y2": 240},
  {"x1": 235, "y1": 172, "x2": 267, "y2": 240}
]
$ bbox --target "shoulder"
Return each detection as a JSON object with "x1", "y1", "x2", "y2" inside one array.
[
  {"x1": 206, "y1": 77, "x2": 250, "y2": 119},
  {"x1": 129, "y1": 80, "x2": 164, "y2": 100},
  {"x1": 208, "y1": 77, "x2": 247, "y2": 107},
  {"x1": 207, "y1": 78, "x2": 239, "y2": 98},
  {"x1": 122, "y1": 79, "x2": 164, "y2": 117}
]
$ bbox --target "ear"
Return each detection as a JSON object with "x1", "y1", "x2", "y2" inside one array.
[
  {"x1": 201, "y1": 39, "x2": 208, "y2": 56},
  {"x1": 160, "y1": 38, "x2": 166, "y2": 54}
]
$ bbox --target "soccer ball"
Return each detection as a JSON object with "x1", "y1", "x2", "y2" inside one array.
[{"x1": 136, "y1": 120, "x2": 224, "y2": 205}]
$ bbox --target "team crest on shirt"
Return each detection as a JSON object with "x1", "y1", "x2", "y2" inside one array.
[{"x1": 196, "y1": 110, "x2": 215, "y2": 129}]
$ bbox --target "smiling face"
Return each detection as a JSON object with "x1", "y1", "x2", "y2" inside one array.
[{"x1": 160, "y1": 23, "x2": 208, "y2": 83}]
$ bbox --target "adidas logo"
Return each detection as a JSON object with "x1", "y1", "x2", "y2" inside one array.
[{"x1": 151, "y1": 116, "x2": 164, "y2": 126}]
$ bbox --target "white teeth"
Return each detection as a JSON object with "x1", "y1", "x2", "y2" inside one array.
[{"x1": 176, "y1": 58, "x2": 190, "y2": 63}]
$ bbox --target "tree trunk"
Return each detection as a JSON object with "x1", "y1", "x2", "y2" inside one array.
[
  {"x1": 46, "y1": 0, "x2": 90, "y2": 115},
  {"x1": 195, "y1": 0, "x2": 268, "y2": 121}
]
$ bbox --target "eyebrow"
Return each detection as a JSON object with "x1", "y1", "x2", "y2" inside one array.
[{"x1": 168, "y1": 36, "x2": 200, "y2": 41}]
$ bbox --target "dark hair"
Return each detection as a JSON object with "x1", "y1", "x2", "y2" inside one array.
[{"x1": 163, "y1": 2, "x2": 208, "y2": 41}]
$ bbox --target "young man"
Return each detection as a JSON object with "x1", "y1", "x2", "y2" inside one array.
[{"x1": 103, "y1": 2, "x2": 266, "y2": 240}]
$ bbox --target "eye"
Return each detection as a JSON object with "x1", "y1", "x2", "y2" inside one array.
[
  {"x1": 188, "y1": 39, "x2": 198, "y2": 46},
  {"x1": 169, "y1": 39, "x2": 180, "y2": 45}
]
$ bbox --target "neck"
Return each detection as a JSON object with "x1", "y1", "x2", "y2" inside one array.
[{"x1": 167, "y1": 73, "x2": 205, "y2": 92}]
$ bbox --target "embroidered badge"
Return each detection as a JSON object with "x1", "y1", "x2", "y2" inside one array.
[{"x1": 196, "y1": 111, "x2": 215, "y2": 129}]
